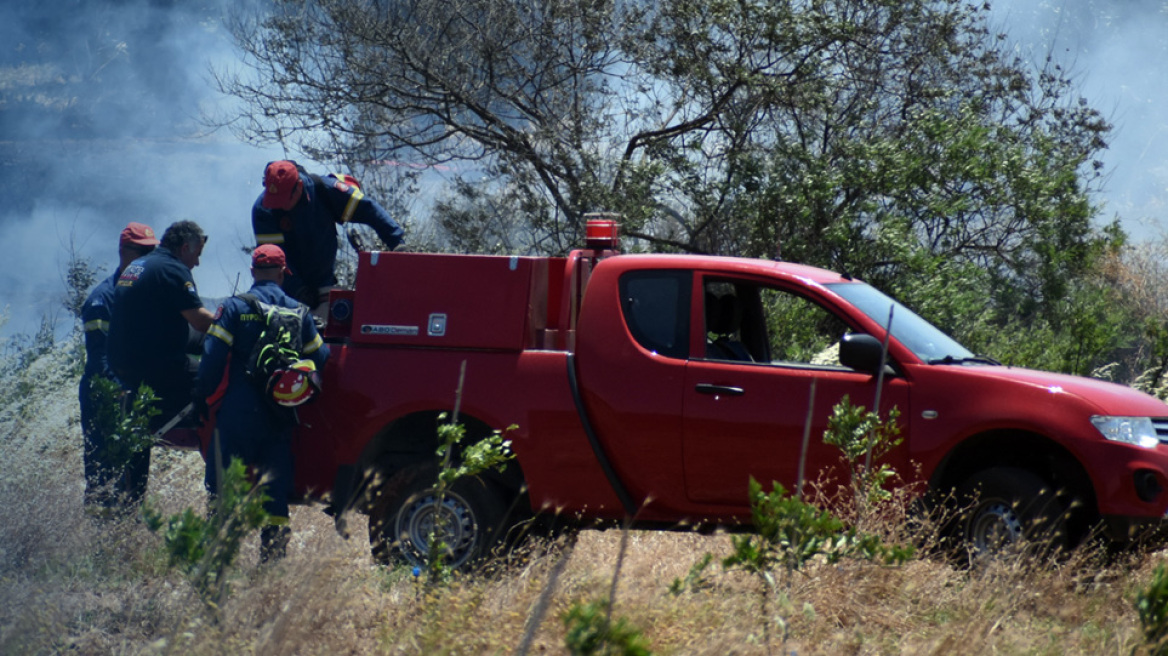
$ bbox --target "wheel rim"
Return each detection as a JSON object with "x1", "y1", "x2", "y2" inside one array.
[
  {"x1": 968, "y1": 501, "x2": 1024, "y2": 555},
  {"x1": 395, "y1": 489, "x2": 479, "y2": 569}
]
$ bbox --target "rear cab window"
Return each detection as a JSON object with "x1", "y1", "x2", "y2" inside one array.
[{"x1": 619, "y1": 270, "x2": 691, "y2": 359}]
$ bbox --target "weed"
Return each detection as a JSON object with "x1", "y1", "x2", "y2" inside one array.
[
  {"x1": 823, "y1": 396, "x2": 902, "y2": 510},
  {"x1": 88, "y1": 377, "x2": 160, "y2": 467},
  {"x1": 142, "y1": 456, "x2": 272, "y2": 613},
  {"x1": 415, "y1": 362, "x2": 516, "y2": 582},
  {"x1": 668, "y1": 552, "x2": 713, "y2": 595},
  {"x1": 563, "y1": 598, "x2": 652, "y2": 656},
  {"x1": 1138, "y1": 564, "x2": 1168, "y2": 655}
]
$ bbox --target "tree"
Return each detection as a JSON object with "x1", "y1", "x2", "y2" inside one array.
[{"x1": 220, "y1": 0, "x2": 1124, "y2": 371}]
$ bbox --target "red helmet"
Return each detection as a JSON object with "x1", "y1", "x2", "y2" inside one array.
[{"x1": 267, "y1": 360, "x2": 321, "y2": 407}]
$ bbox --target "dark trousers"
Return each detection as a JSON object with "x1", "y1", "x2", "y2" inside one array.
[
  {"x1": 205, "y1": 422, "x2": 294, "y2": 519},
  {"x1": 114, "y1": 359, "x2": 196, "y2": 506},
  {"x1": 80, "y1": 374, "x2": 118, "y2": 507}
]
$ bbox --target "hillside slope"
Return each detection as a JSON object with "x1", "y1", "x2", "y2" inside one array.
[{"x1": 0, "y1": 334, "x2": 1160, "y2": 654}]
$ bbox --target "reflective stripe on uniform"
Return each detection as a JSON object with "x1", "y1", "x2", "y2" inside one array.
[
  {"x1": 84, "y1": 319, "x2": 109, "y2": 333},
  {"x1": 302, "y1": 333, "x2": 324, "y2": 354},
  {"x1": 256, "y1": 233, "x2": 285, "y2": 245},
  {"x1": 207, "y1": 323, "x2": 235, "y2": 346},
  {"x1": 339, "y1": 187, "x2": 364, "y2": 224}
]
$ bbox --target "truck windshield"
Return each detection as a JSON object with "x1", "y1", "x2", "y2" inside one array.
[{"x1": 825, "y1": 282, "x2": 977, "y2": 364}]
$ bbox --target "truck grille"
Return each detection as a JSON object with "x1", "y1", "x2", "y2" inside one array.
[{"x1": 1155, "y1": 418, "x2": 1168, "y2": 443}]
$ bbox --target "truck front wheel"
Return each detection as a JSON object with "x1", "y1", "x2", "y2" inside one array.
[
  {"x1": 368, "y1": 465, "x2": 506, "y2": 570},
  {"x1": 956, "y1": 467, "x2": 1070, "y2": 561}
]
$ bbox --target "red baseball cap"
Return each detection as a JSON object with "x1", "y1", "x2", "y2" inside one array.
[
  {"x1": 252, "y1": 244, "x2": 291, "y2": 273},
  {"x1": 261, "y1": 160, "x2": 304, "y2": 210},
  {"x1": 119, "y1": 222, "x2": 160, "y2": 248}
]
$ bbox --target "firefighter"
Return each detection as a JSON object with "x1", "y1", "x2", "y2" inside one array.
[
  {"x1": 107, "y1": 220, "x2": 216, "y2": 506},
  {"x1": 253, "y1": 160, "x2": 405, "y2": 320},
  {"x1": 79, "y1": 222, "x2": 159, "y2": 510},
  {"x1": 195, "y1": 244, "x2": 330, "y2": 563}
]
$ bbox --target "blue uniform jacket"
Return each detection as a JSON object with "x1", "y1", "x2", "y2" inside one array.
[
  {"x1": 196, "y1": 280, "x2": 329, "y2": 419},
  {"x1": 81, "y1": 268, "x2": 121, "y2": 383},
  {"x1": 197, "y1": 281, "x2": 329, "y2": 518},
  {"x1": 252, "y1": 172, "x2": 404, "y2": 295},
  {"x1": 108, "y1": 246, "x2": 204, "y2": 382}
]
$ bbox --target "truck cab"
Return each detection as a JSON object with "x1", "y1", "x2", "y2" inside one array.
[{"x1": 272, "y1": 222, "x2": 1168, "y2": 567}]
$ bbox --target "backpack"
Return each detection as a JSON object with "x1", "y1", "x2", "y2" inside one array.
[{"x1": 238, "y1": 293, "x2": 318, "y2": 406}]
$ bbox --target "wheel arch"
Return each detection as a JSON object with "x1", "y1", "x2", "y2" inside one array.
[
  {"x1": 929, "y1": 429, "x2": 1100, "y2": 533},
  {"x1": 351, "y1": 409, "x2": 527, "y2": 514}
]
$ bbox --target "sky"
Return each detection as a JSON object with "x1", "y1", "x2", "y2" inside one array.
[{"x1": 0, "y1": 0, "x2": 1166, "y2": 341}]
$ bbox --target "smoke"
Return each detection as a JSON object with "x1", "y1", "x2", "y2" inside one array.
[
  {"x1": 0, "y1": 0, "x2": 284, "y2": 340},
  {"x1": 987, "y1": 0, "x2": 1168, "y2": 239},
  {"x1": 2, "y1": 0, "x2": 1165, "y2": 339}
]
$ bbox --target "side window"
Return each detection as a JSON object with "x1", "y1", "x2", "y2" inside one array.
[
  {"x1": 760, "y1": 286, "x2": 851, "y2": 366},
  {"x1": 619, "y1": 270, "x2": 691, "y2": 359},
  {"x1": 700, "y1": 278, "x2": 851, "y2": 367}
]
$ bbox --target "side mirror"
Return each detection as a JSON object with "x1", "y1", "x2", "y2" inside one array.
[{"x1": 839, "y1": 333, "x2": 887, "y2": 375}]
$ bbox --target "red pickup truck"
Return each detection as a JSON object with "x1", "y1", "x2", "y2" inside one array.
[{"x1": 238, "y1": 223, "x2": 1168, "y2": 567}]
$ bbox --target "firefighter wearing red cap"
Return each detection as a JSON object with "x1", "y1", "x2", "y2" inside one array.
[
  {"x1": 194, "y1": 243, "x2": 330, "y2": 562},
  {"x1": 253, "y1": 160, "x2": 404, "y2": 319},
  {"x1": 79, "y1": 222, "x2": 159, "y2": 510}
]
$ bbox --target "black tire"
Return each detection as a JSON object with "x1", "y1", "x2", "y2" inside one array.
[
  {"x1": 368, "y1": 465, "x2": 507, "y2": 570},
  {"x1": 955, "y1": 466, "x2": 1070, "y2": 561}
]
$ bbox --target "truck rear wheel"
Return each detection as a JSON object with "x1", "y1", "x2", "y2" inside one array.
[
  {"x1": 956, "y1": 466, "x2": 1069, "y2": 561},
  {"x1": 368, "y1": 465, "x2": 506, "y2": 570}
]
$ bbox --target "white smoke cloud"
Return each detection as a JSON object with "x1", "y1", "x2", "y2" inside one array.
[
  {"x1": 2, "y1": 0, "x2": 1165, "y2": 340},
  {"x1": 987, "y1": 0, "x2": 1168, "y2": 239},
  {"x1": 0, "y1": 1, "x2": 286, "y2": 340}
]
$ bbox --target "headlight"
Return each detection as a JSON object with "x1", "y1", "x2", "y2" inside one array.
[{"x1": 1090, "y1": 416, "x2": 1160, "y2": 449}]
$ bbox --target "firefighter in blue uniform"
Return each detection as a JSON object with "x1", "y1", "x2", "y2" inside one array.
[
  {"x1": 107, "y1": 220, "x2": 216, "y2": 506},
  {"x1": 79, "y1": 222, "x2": 159, "y2": 509},
  {"x1": 195, "y1": 243, "x2": 330, "y2": 562},
  {"x1": 253, "y1": 160, "x2": 405, "y2": 319}
]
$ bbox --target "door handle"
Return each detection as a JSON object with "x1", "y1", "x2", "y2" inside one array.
[{"x1": 695, "y1": 383, "x2": 745, "y2": 396}]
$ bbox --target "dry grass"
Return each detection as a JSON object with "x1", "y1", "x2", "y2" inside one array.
[{"x1": 1, "y1": 349, "x2": 1165, "y2": 654}]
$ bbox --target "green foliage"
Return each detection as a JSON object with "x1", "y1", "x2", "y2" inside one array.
[
  {"x1": 142, "y1": 458, "x2": 273, "y2": 611},
  {"x1": 671, "y1": 395, "x2": 913, "y2": 650},
  {"x1": 563, "y1": 599, "x2": 652, "y2": 656},
  {"x1": 10, "y1": 315, "x2": 58, "y2": 372},
  {"x1": 823, "y1": 396, "x2": 902, "y2": 505},
  {"x1": 222, "y1": 0, "x2": 1133, "y2": 382},
  {"x1": 723, "y1": 479, "x2": 911, "y2": 577},
  {"x1": 87, "y1": 378, "x2": 159, "y2": 467},
  {"x1": 436, "y1": 419, "x2": 517, "y2": 487},
  {"x1": 1137, "y1": 319, "x2": 1168, "y2": 398},
  {"x1": 720, "y1": 479, "x2": 912, "y2": 650},
  {"x1": 823, "y1": 396, "x2": 900, "y2": 463},
  {"x1": 62, "y1": 251, "x2": 98, "y2": 321},
  {"x1": 1137, "y1": 564, "x2": 1168, "y2": 655},
  {"x1": 951, "y1": 274, "x2": 1134, "y2": 376},
  {"x1": 418, "y1": 413, "x2": 516, "y2": 582},
  {"x1": 668, "y1": 552, "x2": 713, "y2": 595},
  {"x1": 0, "y1": 318, "x2": 81, "y2": 424},
  {"x1": 760, "y1": 288, "x2": 849, "y2": 364}
]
